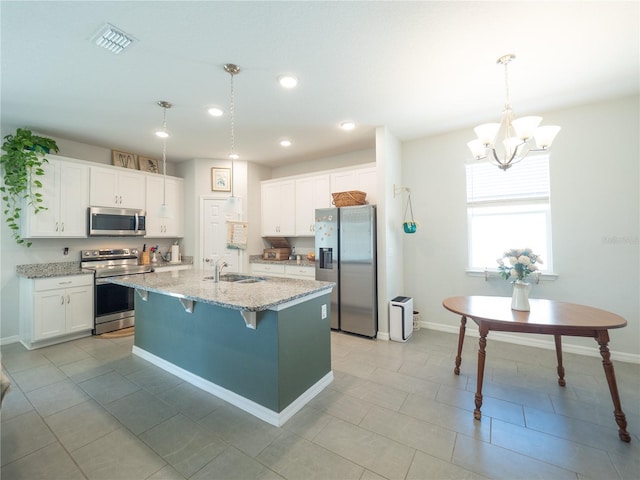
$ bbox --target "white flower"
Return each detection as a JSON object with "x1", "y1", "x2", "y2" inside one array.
[
  {"x1": 508, "y1": 256, "x2": 518, "y2": 265},
  {"x1": 518, "y1": 255, "x2": 531, "y2": 266}
]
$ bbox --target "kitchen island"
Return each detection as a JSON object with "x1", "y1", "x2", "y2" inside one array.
[{"x1": 108, "y1": 269, "x2": 335, "y2": 426}]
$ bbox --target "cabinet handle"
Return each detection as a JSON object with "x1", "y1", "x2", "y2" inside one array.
[
  {"x1": 119, "y1": 195, "x2": 123, "y2": 204},
  {"x1": 61, "y1": 222, "x2": 65, "y2": 232},
  {"x1": 67, "y1": 295, "x2": 70, "y2": 304},
  {"x1": 58, "y1": 281, "x2": 72, "y2": 285},
  {"x1": 60, "y1": 296, "x2": 64, "y2": 305},
  {"x1": 115, "y1": 195, "x2": 118, "y2": 204},
  {"x1": 55, "y1": 222, "x2": 59, "y2": 232}
]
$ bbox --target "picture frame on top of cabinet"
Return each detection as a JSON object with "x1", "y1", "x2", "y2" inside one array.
[
  {"x1": 211, "y1": 167, "x2": 231, "y2": 192},
  {"x1": 138, "y1": 156, "x2": 160, "y2": 174},
  {"x1": 111, "y1": 150, "x2": 138, "y2": 170}
]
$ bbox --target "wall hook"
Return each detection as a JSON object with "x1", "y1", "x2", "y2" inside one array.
[{"x1": 394, "y1": 184, "x2": 410, "y2": 198}]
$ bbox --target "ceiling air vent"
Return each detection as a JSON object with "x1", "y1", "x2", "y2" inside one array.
[{"x1": 92, "y1": 23, "x2": 136, "y2": 54}]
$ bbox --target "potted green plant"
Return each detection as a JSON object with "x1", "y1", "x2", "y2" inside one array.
[{"x1": 1, "y1": 128, "x2": 59, "y2": 246}]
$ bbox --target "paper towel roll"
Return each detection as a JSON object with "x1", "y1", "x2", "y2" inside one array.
[{"x1": 170, "y1": 245, "x2": 180, "y2": 263}]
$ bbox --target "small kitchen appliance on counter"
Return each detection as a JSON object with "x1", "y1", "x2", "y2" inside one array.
[{"x1": 263, "y1": 237, "x2": 291, "y2": 260}]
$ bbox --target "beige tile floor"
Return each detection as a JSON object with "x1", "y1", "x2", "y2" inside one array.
[{"x1": 1, "y1": 328, "x2": 638, "y2": 479}]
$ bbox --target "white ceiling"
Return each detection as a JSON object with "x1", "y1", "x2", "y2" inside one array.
[{"x1": 1, "y1": 1, "x2": 638, "y2": 167}]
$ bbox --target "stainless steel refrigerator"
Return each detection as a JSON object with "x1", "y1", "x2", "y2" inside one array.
[{"x1": 315, "y1": 205, "x2": 377, "y2": 337}]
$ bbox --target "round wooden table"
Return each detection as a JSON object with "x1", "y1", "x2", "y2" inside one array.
[{"x1": 442, "y1": 295, "x2": 630, "y2": 442}]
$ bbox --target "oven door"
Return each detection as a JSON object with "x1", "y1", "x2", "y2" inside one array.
[{"x1": 94, "y1": 277, "x2": 135, "y2": 334}]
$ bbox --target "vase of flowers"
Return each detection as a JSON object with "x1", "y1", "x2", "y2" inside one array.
[{"x1": 497, "y1": 248, "x2": 543, "y2": 311}]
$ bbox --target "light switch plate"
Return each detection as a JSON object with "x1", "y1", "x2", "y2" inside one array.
[{"x1": 321, "y1": 304, "x2": 327, "y2": 319}]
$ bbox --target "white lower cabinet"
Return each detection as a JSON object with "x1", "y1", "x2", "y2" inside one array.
[
  {"x1": 251, "y1": 263, "x2": 286, "y2": 277},
  {"x1": 284, "y1": 265, "x2": 315, "y2": 279},
  {"x1": 251, "y1": 263, "x2": 315, "y2": 280},
  {"x1": 20, "y1": 275, "x2": 94, "y2": 349}
]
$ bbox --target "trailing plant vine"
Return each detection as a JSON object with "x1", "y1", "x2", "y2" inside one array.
[{"x1": 1, "y1": 128, "x2": 59, "y2": 246}]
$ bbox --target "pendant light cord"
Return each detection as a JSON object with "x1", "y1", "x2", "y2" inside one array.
[
  {"x1": 161, "y1": 106, "x2": 167, "y2": 204},
  {"x1": 229, "y1": 71, "x2": 235, "y2": 197}
]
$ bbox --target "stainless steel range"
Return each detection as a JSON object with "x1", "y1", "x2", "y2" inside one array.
[{"x1": 81, "y1": 248, "x2": 153, "y2": 334}]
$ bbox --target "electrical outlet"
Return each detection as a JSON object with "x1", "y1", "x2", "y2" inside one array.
[
  {"x1": 321, "y1": 304, "x2": 327, "y2": 319},
  {"x1": 63, "y1": 247, "x2": 69, "y2": 256}
]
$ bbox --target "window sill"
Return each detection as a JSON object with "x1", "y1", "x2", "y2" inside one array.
[{"x1": 466, "y1": 269, "x2": 558, "y2": 282}]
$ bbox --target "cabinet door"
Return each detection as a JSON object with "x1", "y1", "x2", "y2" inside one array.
[
  {"x1": 295, "y1": 175, "x2": 330, "y2": 236},
  {"x1": 145, "y1": 176, "x2": 184, "y2": 237},
  {"x1": 59, "y1": 161, "x2": 89, "y2": 237},
  {"x1": 90, "y1": 167, "x2": 119, "y2": 207},
  {"x1": 118, "y1": 171, "x2": 146, "y2": 209},
  {"x1": 33, "y1": 290, "x2": 66, "y2": 340},
  {"x1": 262, "y1": 181, "x2": 295, "y2": 236},
  {"x1": 65, "y1": 286, "x2": 94, "y2": 333},
  {"x1": 24, "y1": 160, "x2": 59, "y2": 237},
  {"x1": 356, "y1": 167, "x2": 377, "y2": 205},
  {"x1": 145, "y1": 175, "x2": 164, "y2": 237}
]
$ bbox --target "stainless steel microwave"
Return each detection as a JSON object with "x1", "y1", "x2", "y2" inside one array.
[{"x1": 88, "y1": 207, "x2": 146, "y2": 236}]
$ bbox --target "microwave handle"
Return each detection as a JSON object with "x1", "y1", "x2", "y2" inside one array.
[{"x1": 134, "y1": 212, "x2": 139, "y2": 233}]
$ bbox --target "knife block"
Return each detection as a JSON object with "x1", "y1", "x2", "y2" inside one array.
[{"x1": 140, "y1": 251, "x2": 150, "y2": 265}]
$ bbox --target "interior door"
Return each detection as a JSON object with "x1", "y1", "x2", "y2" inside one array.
[{"x1": 201, "y1": 198, "x2": 239, "y2": 273}]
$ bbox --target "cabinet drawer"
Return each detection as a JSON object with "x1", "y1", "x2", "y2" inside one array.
[
  {"x1": 251, "y1": 263, "x2": 286, "y2": 276},
  {"x1": 284, "y1": 265, "x2": 315, "y2": 278},
  {"x1": 34, "y1": 274, "x2": 93, "y2": 292}
]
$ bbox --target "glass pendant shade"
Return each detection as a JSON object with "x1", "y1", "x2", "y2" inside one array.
[
  {"x1": 512, "y1": 116, "x2": 542, "y2": 140},
  {"x1": 534, "y1": 125, "x2": 561, "y2": 149},
  {"x1": 467, "y1": 139, "x2": 486, "y2": 159},
  {"x1": 223, "y1": 195, "x2": 242, "y2": 214},
  {"x1": 158, "y1": 203, "x2": 171, "y2": 218},
  {"x1": 474, "y1": 123, "x2": 501, "y2": 147},
  {"x1": 503, "y1": 136, "x2": 523, "y2": 159}
]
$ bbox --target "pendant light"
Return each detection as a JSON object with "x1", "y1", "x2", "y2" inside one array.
[
  {"x1": 223, "y1": 63, "x2": 242, "y2": 215},
  {"x1": 467, "y1": 54, "x2": 561, "y2": 170},
  {"x1": 156, "y1": 101, "x2": 172, "y2": 218}
]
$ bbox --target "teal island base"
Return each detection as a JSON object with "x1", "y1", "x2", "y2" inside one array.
[{"x1": 131, "y1": 290, "x2": 333, "y2": 426}]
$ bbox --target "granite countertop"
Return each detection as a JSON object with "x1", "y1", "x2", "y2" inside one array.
[
  {"x1": 106, "y1": 268, "x2": 334, "y2": 312},
  {"x1": 16, "y1": 262, "x2": 93, "y2": 279},
  {"x1": 16, "y1": 257, "x2": 194, "y2": 279},
  {"x1": 249, "y1": 255, "x2": 315, "y2": 267}
]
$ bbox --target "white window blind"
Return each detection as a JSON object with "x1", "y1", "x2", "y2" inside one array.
[{"x1": 466, "y1": 155, "x2": 550, "y2": 204}]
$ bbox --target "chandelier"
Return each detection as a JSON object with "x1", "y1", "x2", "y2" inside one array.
[{"x1": 467, "y1": 54, "x2": 561, "y2": 170}]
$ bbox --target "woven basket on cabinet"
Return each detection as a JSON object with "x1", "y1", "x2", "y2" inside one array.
[{"x1": 331, "y1": 190, "x2": 367, "y2": 207}]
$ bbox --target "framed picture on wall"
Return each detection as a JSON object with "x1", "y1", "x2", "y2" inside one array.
[
  {"x1": 139, "y1": 156, "x2": 160, "y2": 174},
  {"x1": 111, "y1": 150, "x2": 138, "y2": 169},
  {"x1": 212, "y1": 168, "x2": 232, "y2": 192}
]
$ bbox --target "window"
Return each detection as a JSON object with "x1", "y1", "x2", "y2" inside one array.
[{"x1": 466, "y1": 155, "x2": 553, "y2": 272}]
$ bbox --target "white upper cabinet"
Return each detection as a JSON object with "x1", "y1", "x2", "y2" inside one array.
[
  {"x1": 261, "y1": 180, "x2": 295, "y2": 236},
  {"x1": 23, "y1": 156, "x2": 89, "y2": 238},
  {"x1": 295, "y1": 175, "x2": 331, "y2": 236},
  {"x1": 145, "y1": 175, "x2": 184, "y2": 237},
  {"x1": 330, "y1": 166, "x2": 377, "y2": 205},
  {"x1": 90, "y1": 166, "x2": 146, "y2": 209}
]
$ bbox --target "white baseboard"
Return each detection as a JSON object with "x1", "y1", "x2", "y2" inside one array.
[
  {"x1": 0, "y1": 335, "x2": 20, "y2": 346},
  {"x1": 421, "y1": 321, "x2": 640, "y2": 365},
  {"x1": 376, "y1": 331, "x2": 390, "y2": 341},
  {"x1": 132, "y1": 346, "x2": 334, "y2": 426}
]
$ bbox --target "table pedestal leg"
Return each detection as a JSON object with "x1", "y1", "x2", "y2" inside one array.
[
  {"x1": 596, "y1": 331, "x2": 630, "y2": 442},
  {"x1": 474, "y1": 327, "x2": 488, "y2": 420},
  {"x1": 554, "y1": 335, "x2": 566, "y2": 386},
  {"x1": 454, "y1": 316, "x2": 467, "y2": 375}
]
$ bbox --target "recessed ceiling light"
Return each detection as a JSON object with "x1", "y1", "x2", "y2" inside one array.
[
  {"x1": 92, "y1": 23, "x2": 136, "y2": 54},
  {"x1": 278, "y1": 75, "x2": 298, "y2": 89},
  {"x1": 208, "y1": 106, "x2": 224, "y2": 117},
  {"x1": 280, "y1": 139, "x2": 292, "y2": 147},
  {"x1": 340, "y1": 121, "x2": 355, "y2": 131}
]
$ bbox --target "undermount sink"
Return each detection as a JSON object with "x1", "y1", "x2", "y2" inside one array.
[{"x1": 203, "y1": 274, "x2": 267, "y2": 284}]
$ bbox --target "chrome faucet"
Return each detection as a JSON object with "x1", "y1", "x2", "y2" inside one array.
[{"x1": 213, "y1": 258, "x2": 228, "y2": 283}]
